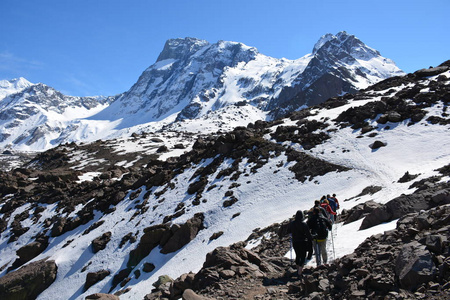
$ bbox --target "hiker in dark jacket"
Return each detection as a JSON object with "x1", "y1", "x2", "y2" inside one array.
[
  {"x1": 307, "y1": 207, "x2": 332, "y2": 266},
  {"x1": 287, "y1": 210, "x2": 313, "y2": 275},
  {"x1": 308, "y1": 200, "x2": 328, "y2": 219}
]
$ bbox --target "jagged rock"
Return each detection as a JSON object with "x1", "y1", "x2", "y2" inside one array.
[
  {"x1": 395, "y1": 241, "x2": 438, "y2": 290},
  {"x1": 0, "y1": 258, "x2": 57, "y2": 300},
  {"x1": 398, "y1": 171, "x2": 420, "y2": 183},
  {"x1": 91, "y1": 231, "x2": 112, "y2": 253},
  {"x1": 187, "y1": 177, "x2": 208, "y2": 195},
  {"x1": 143, "y1": 262, "x2": 156, "y2": 273},
  {"x1": 110, "y1": 268, "x2": 132, "y2": 291},
  {"x1": 85, "y1": 293, "x2": 120, "y2": 300},
  {"x1": 339, "y1": 200, "x2": 381, "y2": 225},
  {"x1": 369, "y1": 140, "x2": 387, "y2": 149},
  {"x1": 84, "y1": 270, "x2": 111, "y2": 291},
  {"x1": 361, "y1": 183, "x2": 450, "y2": 229},
  {"x1": 127, "y1": 224, "x2": 169, "y2": 268},
  {"x1": 10, "y1": 236, "x2": 49, "y2": 270},
  {"x1": 414, "y1": 66, "x2": 449, "y2": 78},
  {"x1": 182, "y1": 289, "x2": 212, "y2": 300},
  {"x1": 153, "y1": 274, "x2": 174, "y2": 289},
  {"x1": 161, "y1": 213, "x2": 205, "y2": 254}
]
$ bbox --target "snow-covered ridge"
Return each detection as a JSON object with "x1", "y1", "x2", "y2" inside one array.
[
  {"x1": 0, "y1": 77, "x2": 33, "y2": 101},
  {"x1": 0, "y1": 32, "x2": 404, "y2": 152}
]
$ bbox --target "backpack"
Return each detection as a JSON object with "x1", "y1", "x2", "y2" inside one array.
[{"x1": 312, "y1": 216, "x2": 329, "y2": 240}]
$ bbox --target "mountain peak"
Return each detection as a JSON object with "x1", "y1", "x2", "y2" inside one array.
[
  {"x1": 0, "y1": 77, "x2": 33, "y2": 89},
  {"x1": 312, "y1": 31, "x2": 380, "y2": 60},
  {"x1": 156, "y1": 37, "x2": 209, "y2": 62},
  {"x1": 0, "y1": 77, "x2": 34, "y2": 100}
]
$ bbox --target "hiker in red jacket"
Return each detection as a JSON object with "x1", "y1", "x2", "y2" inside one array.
[{"x1": 320, "y1": 199, "x2": 336, "y2": 223}]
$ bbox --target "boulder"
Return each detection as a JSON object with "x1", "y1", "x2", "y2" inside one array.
[
  {"x1": 0, "y1": 258, "x2": 57, "y2": 300},
  {"x1": 161, "y1": 213, "x2": 204, "y2": 254},
  {"x1": 339, "y1": 200, "x2": 381, "y2": 225},
  {"x1": 369, "y1": 140, "x2": 387, "y2": 150},
  {"x1": 143, "y1": 262, "x2": 156, "y2": 273},
  {"x1": 91, "y1": 231, "x2": 112, "y2": 253},
  {"x1": 395, "y1": 241, "x2": 437, "y2": 290},
  {"x1": 127, "y1": 224, "x2": 169, "y2": 268},
  {"x1": 11, "y1": 236, "x2": 49, "y2": 269},
  {"x1": 85, "y1": 293, "x2": 120, "y2": 300},
  {"x1": 182, "y1": 289, "x2": 212, "y2": 300},
  {"x1": 84, "y1": 269, "x2": 111, "y2": 291},
  {"x1": 361, "y1": 184, "x2": 450, "y2": 229}
]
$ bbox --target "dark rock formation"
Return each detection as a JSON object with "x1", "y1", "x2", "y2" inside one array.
[
  {"x1": 84, "y1": 269, "x2": 111, "y2": 291},
  {"x1": 0, "y1": 258, "x2": 57, "y2": 300},
  {"x1": 370, "y1": 140, "x2": 387, "y2": 150},
  {"x1": 91, "y1": 232, "x2": 112, "y2": 253},
  {"x1": 360, "y1": 182, "x2": 450, "y2": 229},
  {"x1": 9, "y1": 235, "x2": 49, "y2": 271},
  {"x1": 339, "y1": 200, "x2": 382, "y2": 225},
  {"x1": 85, "y1": 293, "x2": 120, "y2": 300},
  {"x1": 161, "y1": 213, "x2": 205, "y2": 254}
]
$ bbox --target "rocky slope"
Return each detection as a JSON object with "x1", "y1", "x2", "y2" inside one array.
[
  {"x1": 0, "y1": 61, "x2": 448, "y2": 300},
  {"x1": 145, "y1": 195, "x2": 450, "y2": 300}
]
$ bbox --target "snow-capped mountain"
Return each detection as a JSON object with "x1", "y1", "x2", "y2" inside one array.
[
  {"x1": 0, "y1": 32, "x2": 403, "y2": 152},
  {"x1": 96, "y1": 31, "x2": 403, "y2": 127},
  {"x1": 0, "y1": 82, "x2": 115, "y2": 150},
  {"x1": 0, "y1": 77, "x2": 33, "y2": 100},
  {"x1": 0, "y1": 61, "x2": 448, "y2": 300}
]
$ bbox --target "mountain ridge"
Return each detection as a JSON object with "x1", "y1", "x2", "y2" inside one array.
[{"x1": 0, "y1": 32, "x2": 404, "y2": 152}]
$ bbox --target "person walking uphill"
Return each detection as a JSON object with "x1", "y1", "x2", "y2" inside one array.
[
  {"x1": 307, "y1": 207, "x2": 332, "y2": 266},
  {"x1": 287, "y1": 210, "x2": 313, "y2": 276}
]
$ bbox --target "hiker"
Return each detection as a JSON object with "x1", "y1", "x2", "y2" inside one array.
[
  {"x1": 331, "y1": 193, "x2": 340, "y2": 210},
  {"x1": 308, "y1": 200, "x2": 328, "y2": 219},
  {"x1": 307, "y1": 207, "x2": 332, "y2": 266},
  {"x1": 320, "y1": 199, "x2": 336, "y2": 223},
  {"x1": 328, "y1": 194, "x2": 339, "y2": 221},
  {"x1": 286, "y1": 210, "x2": 313, "y2": 276},
  {"x1": 320, "y1": 195, "x2": 327, "y2": 203},
  {"x1": 327, "y1": 194, "x2": 338, "y2": 221}
]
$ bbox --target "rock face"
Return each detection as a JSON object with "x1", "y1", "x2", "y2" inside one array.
[
  {"x1": 85, "y1": 293, "x2": 120, "y2": 300},
  {"x1": 0, "y1": 258, "x2": 57, "y2": 300},
  {"x1": 360, "y1": 182, "x2": 450, "y2": 229},
  {"x1": 92, "y1": 232, "x2": 112, "y2": 253},
  {"x1": 84, "y1": 269, "x2": 111, "y2": 291},
  {"x1": 395, "y1": 241, "x2": 437, "y2": 290}
]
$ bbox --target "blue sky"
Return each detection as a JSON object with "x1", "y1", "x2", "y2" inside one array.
[{"x1": 1, "y1": 0, "x2": 448, "y2": 97}]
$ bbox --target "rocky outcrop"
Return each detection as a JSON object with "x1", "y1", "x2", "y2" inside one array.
[
  {"x1": 85, "y1": 293, "x2": 120, "y2": 300},
  {"x1": 127, "y1": 213, "x2": 204, "y2": 270},
  {"x1": 91, "y1": 232, "x2": 112, "y2": 253},
  {"x1": 0, "y1": 258, "x2": 57, "y2": 300},
  {"x1": 338, "y1": 200, "x2": 382, "y2": 225},
  {"x1": 360, "y1": 181, "x2": 450, "y2": 229},
  {"x1": 84, "y1": 269, "x2": 111, "y2": 291},
  {"x1": 8, "y1": 235, "x2": 49, "y2": 271}
]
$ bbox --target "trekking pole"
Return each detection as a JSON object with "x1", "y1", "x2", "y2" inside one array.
[
  {"x1": 330, "y1": 227, "x2": 336, "y2": 261},
  {"x1": 289, "y1": 234, "x2": 293, "y2": 264}
]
